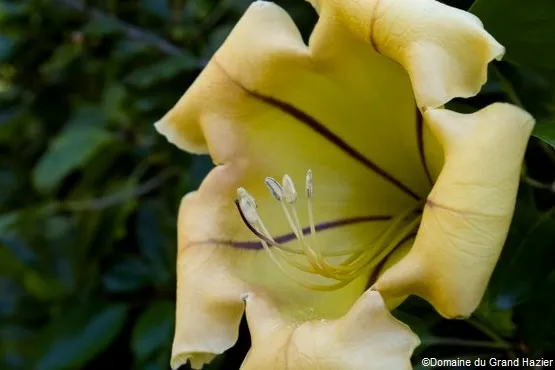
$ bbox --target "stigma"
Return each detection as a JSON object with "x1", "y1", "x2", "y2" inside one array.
[{"x1": 235, "y1": 170, "x2": 423, "y2": 291}]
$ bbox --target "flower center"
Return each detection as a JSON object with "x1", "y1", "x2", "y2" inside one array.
[{"x1": 235, "y1": 170, "x2": 423, "y2": 291}]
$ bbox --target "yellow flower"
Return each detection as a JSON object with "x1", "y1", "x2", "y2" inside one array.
[{"x1": 155, "y1": 0, "x2": 534, "y2": 368}]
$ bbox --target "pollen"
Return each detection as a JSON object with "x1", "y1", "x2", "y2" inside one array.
[{"x1": 236, "y1": 170, "x2": 423, "y2": 291}]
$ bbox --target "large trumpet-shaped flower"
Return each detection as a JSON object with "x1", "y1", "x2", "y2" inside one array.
[{"x1": 155, "y1": 0, "x2": 534, "y2": 369}]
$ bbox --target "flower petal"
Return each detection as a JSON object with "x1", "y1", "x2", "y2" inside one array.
[
  {"x1": 308, "y1": 0, "x2": 505, "y2": 108},
  {"x1": 241, "y1": 290, "x2": 419, "y2": 370},
  {"x1": 157, "y1": 1, "x2": 440, "y2": 199},
  {"x1": 375, "y1": 103, "x2": 535, "y2": 318},
  {"x1": 156, "y1": 0, "x2": 507, "y2": 366},
  {"x1": 159, "y1": 5, "x2": 438, "y2": 364},
  {"x1": 171, "y1": 190, "x2": 377, "y2": 369}
]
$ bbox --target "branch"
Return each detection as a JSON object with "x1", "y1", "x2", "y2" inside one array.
[
  {"x1": 54, "y1": 0, "x2": 185, "y2": 57},
  {"x1": 63, "y1": 169, "x2": 178, "y2": 211},
  {"x1": 521, "y1": 165, "x2": 555, "y2": 192}
]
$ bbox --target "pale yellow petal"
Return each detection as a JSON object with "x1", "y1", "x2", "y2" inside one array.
[
  {"x1": 160, "y1": 5, "x2": 434, "y2": 364},
  {"x1": 375, "y1": 103, "x2": 535, "y2": 318},
  {"x1": 155, "y1": 0, "x2": 513, "y2": 367},
  {"x1": 157, "y1": 1, "x2": 441, "y2": 199},
  {"x1": 171, "y1": 185, "x2": 376, "y2": 369},
  {"x1": 308, "y1": 0, "x2": 505, "y2": 108},
  {"x1": 170, "y1": 194, "x2": 247, "y2": 370},
  {"x1": 241, "y1": 290, "x2": 419, "y2": 370}
]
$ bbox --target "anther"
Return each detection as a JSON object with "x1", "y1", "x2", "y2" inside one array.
[
  {"x1": 305, "y1": 169, "x2": 313, "y2": 198},
  {"x1": 237, "y1": 188, "x2": 259, "y2": 224},
  {"x1": 237, "y1": 187, "x2": 257, "y2": 208},
  {"x1": 282, "y1": 175, "x2": 297, "y2": 204},
  {"x1": 265, "y1": 177, "x2": 284, "y2": 201}
]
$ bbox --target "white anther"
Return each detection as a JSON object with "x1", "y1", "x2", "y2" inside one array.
[
  {"x1": 238, "y1": 195, "x2": 259, "y2": 224},
  {"x1": 282, "y1": 174, "x2": 297, "y2": 204},
  {"x1": 305, "y1": 169, "x2": 313, "y2": 198},
  {"x1": 265, "y1": 177, "x2": 284, "y2": 201},
  {"x1": 237, "y1": 187, "x2": 257, "y2": 208}
]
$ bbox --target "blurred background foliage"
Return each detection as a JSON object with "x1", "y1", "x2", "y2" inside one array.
[{"x1": 0, "y1": 0, "x2": 554, "y2": 369}]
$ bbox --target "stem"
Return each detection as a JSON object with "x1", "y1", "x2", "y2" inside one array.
[
  {"x1": 54, "y1": 0, "x2": 185, "y2": 57},
  {"x1": 521, "y1": 164, "x2": 555, "y2": 192},
  {"x1": 62, "y1": 168, "x2": 178, "y2": 211},
  {"x1": 522, "y1": 175, "x2": 554, "y2": 191},
  {"x1": 492, "y1": 64, "x2": 525, "y2": 109},
  {"x1": 467, "y1": 317, "x2": 516, "y2": 358}
]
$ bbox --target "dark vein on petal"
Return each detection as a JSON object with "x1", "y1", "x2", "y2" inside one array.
[
  {"x1": 213, "y1": 60, "x2": 422, "y2": 200},
  {"x1": 426, "y1": 199, "x2": 504, "y2": 218},
  {"x1": 368, "y1": 0, "x2": 382, "y2": 51},
  {"x1": 416, "y1": 107, "x2": 433, "y2": 185},
  {"x1": 193, "y1": 213, "x2": 393, "y2": 250}
]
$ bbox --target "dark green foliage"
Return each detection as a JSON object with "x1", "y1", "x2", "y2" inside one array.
[
  {"x1": 0, "y1": 0, "x2": 554, "y2": 369},
  {"x1": 471, "y1": 0, "x2": 555, "y2": 87}
]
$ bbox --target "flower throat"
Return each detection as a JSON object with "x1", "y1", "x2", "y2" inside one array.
[{"x1": 236, "y1": 170, "x2": 423, "y2": 291}]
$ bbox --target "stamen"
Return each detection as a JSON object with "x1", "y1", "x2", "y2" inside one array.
[
  {"x1": 237, "y1": 187, "x2": 256, "y2": 204},
  {"x1": 286, "y1": 199, "x2": 323, "y2": 272},
  {"x1": 265, "y1": 177, "x2": 284, "y2": 201},
  {"x1": 237, "y1": 188, "x2": 259, "y2": 224},
  {"x1": 235, "y1": 170, "x2": 424, "y2": 291},
  {"x1": 305, "y1": 169, "x2": 323, "y2": 260},
  {"x1": 305, "y1": 169, "x2": 313, "y2": 198},
  {"x1": 235, "y1": 197, "x2": 317, "y2": 273},
  {"x1": 282, "y1": 175, "x2": 297, "y2": 204}
]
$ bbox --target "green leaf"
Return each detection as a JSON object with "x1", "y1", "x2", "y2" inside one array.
[
  {"x1": 489, "y1": 64, "x2": 555, "y2": 146},
  {"x1": 474, "y1": 302, "x2": 516, "y2": 338},
  {"x1": 131, "y1": 301, "x2": 174, "y2": 361},
  {"x1": 471, "y1": 0, "x2": 555, "y2": 85},
  {"x1": 35, "y1": 304, "x2": 128, "y2": 370},
  {"x1": 534, "y1": 120, "x2": 555, "y2": 147},
  {"x1": 393, "y1": 310, "x2": 433, "y2": 340},
  {"x1": 0, "y1": 323, "x2": 32, "y2": 369},
  {"x1": 81, "y1": 19, "x2": 120, "y2": 37},
  {"x1": 136, "y1": 200, "x2": 175, "y2": 283},
  {"x1": 0, "y1": 35, "x2": 16, "y2": 61},
  {"x1": 518, "y1": 270, "x2": 555, "y2": 352},
  {"x1": 22, "y1": 269, "x2": 67, "y2": 301},
  {"x1": 394, "y1": 297, "x2": 442, "y2": 357},
  {"x1": 485, "y1": 195, "x2": 555, "y2": 310},
  {"x1": 0, "y1": 167, "x2": 17, "y2": 206},
  {"x1": 491, "y1": 62, "x2": 555, "y2": 119},
  {"x1": 229, "y1": 0, "x2": 254, "y2": 13},
  {"x1": 0, "y1": 207, "x2": 45, "y2": 270},
  {"x1": 125, "y1": 55, "x2": 200, "y2": 87},
  {"x1": 65, "y1": 105, "x2": 108, "y2": 130},
  {"x1": 32, "y1": 126, "x2": 116, "y2": 193},
  {"x1": 0, "y1": 246, "x2": 26, "y2": 278},
  {"x1": 0, "y1": 208, "x2": 77, "y2": 299},
  {"x1": 102, "y1": 257, "x2": 152, "y2": 293},
  {"x1": 101, "y1": 84, "x2": 128, "y2": 124},
  {"x1": 112, "y1": 40, "x2": 149, "y2": 60},
  {"x1": 0, "y1": 1, "x2": 28, "y2": 18},
  {"x1": 139, "y1": 0, "x2": 170, "y2": 19},
  {"x1": 0, "y1": 278, "x2": 25, "y2": 317},
  {"x1": 39, "y1": 43, "x2": 82, "y2": 77}
]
